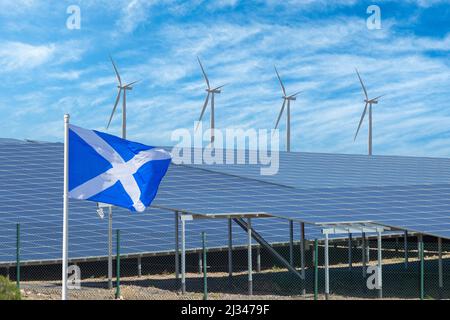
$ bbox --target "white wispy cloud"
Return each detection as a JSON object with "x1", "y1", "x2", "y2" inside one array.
[
  {"x1": 0, "y1": 42, "x2": 55, "y2": 71},
  {"x1": 1, "y1": 0, "x2": 449, "y2": 158},
  {"x1": 0, "y1": 40, "x2": 86, "y2": 73}
]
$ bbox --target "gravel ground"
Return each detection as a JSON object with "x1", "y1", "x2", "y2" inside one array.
[{"x1": 15, "y1": 250, "x2": 450, "y2": 300}]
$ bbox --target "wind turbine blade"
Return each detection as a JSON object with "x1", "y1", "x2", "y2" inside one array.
[
  {"x1": 124, "y1": 80, "x2": 140, "y2": 88},
  {"x1": 196, "y1": 93, "x2": 210, "y2": 131},
  {"x1": 354, "y1": 102, "x2": 368, "y2": 141},
  {"x1": 213, "y1": 84, "x2": 227, "y2": 90},
  {"x1": 274, "y1": 66, "x2": 286, "y2": 96},
  {"x1": 110, "y1": 56, "x2": 122, "y2": 86},
  {"x1": 107, "y1": 89, "x2": 122, "y2": 129},
  {"x1": 355, "y1": 68, "x2": 368, "y2": 100},
  {"x1": 372, "y1": 94, "x2": 384, "y2": 101},
  {"x1": 197, "y1": 56, "x2": 210, "y2": 89},
  {"x1": 289, "y1": 90, "x2": 303, "y2": 98},
  {"x1": 274, "y1": 99, "x2": 286, "y2": 130}
]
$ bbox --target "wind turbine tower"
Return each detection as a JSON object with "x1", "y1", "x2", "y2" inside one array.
[
  {"x1": 354, "y1": 68, "x2": 384, "y2": 156},
  {"x1": 107, "y1": 56, "x2": 139, "y2": 139},
  {"x1": 196, "y1": 57, "x2": 226, "y2": 145},
  {"x1": 274, "y1": 66, "x2": 302, "y2": 152}
]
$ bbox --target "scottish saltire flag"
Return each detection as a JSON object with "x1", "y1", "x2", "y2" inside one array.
[{"x1": 68, "y1": 125, "x2": 171, "y2": 212}]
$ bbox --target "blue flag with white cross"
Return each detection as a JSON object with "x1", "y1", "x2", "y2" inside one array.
[{"x1": 68, "y1": 124, "x2": 171, "y2": 212}]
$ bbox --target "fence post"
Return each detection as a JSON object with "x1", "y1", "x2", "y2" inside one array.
[
  {"x1": 115, "y1": 229, "x2": 121, "y2": 299},
  {"x1": 404, "y1": 230, "x2": 409, "y2": 269},
  {"x1": 202, "y1": 232, "x2": 208, "y2": 300},
  {"x1": 289, "y1": 220, "x2": 294, "y2": 266},
  {"x1": 314, "y1": 239, "x2": 318, "y2": 300},
  {"x1": 377, "y1": 230, "x2": 383, "y2": 299},
  {"x1": 227, "y1": 218, "x2": 233, "y2": 285},
  {"x1": 16, "y1": 223, "x2": 20, "y2": 290},
  {"x1": 300, "y1": 222, "x2": 306, "y2": 295},
  {"x1": 438, "y1": 237, "x2": 443, "y2": 300},
  {"x1": 108, "y1": 206, "x2": 113, "y2": 289},
  {"x1": 362, "y1": 232, "x2": 367, "y2": 278},
  {"x1": 175, "y1": 211, "x2": 179, "y2": 282},
  {"x1": 348, "y1": 233, "x2": 353, "y2": 270},
  {"x1": 419, "y1": 235, "x2": 424, "y2": 300}
]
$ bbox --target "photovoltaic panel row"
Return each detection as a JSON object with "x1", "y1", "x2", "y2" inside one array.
[
  {"x1": 0, "y1": 142, "x2": 328, "y2": 263},
  {"x1": 153, "y1": 162, "x2": 450, "y2": 240},
  {"x1": 182, "y1": 148, "x2": 450, "y2": 188}
]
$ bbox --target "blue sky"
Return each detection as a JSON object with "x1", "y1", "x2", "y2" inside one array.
[{"x1": 0, "y1": 0, "x2": 449, "y2": 157}]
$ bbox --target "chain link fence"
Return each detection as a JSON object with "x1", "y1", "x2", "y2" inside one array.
[{"x1": 1, "y1": 218, "x2": 449, "y2": 300}]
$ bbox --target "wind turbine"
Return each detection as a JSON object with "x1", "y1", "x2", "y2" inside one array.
[
  {"x1": 274, "y1": 66, "x2": 302, "y2": 152},
  {"x1": 354, "y1": 68, "x2": 383, "y2": 156},
  {"x1": 107, "y1": 56, "x2": 139, "y2": 139},
  {"x1": 196, "y1": 57, "x2": 225, "y2": 145}
]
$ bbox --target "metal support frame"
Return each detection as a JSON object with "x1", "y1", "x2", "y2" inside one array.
[
  {"x1": 175, "y1": 211, "x2": 179, "y2": 281},
  {"x1": 324, "y1": 233, "x2": 330, "y2": 300},
  {"x1": 289, "y1": 220, "x2": 294, "y2": 266},
  {"x1": 419, "y1": 234, "x2": 424, "y2": 300},
  {"x1": 181, "y1": 215, "x2": 187, "y2": 294},
  {"x1": 108, "y1": 206, "x2": 113, "y2": 289},
  {"x1": 256, "y1": 246, "x2": 261, "y2": 273},
  {"x1": 115, "y1": 229, "x2": 121, "y2": 299},
  {"x1": 320, "y1": 223, "x2": 388, "y2": 299},
  {"x1": 438, "y1": 237, "x2": 443, "y2": 299},
  {"x1": 300, "y1": 222, "x2": 306, "y2": 295},
  {"x1": 362, "y1": 232, "x2": 367, "y2": 278},
  {"x1": 233, "y1": 218, "x2": 304, "y2": 280},
  {"x1": 228, "y1": 218, "x2": 233, "y2": 283},
  {"x1": 377, "y1": 230, "x2": 383, "y2": 299},
  {"x1": 137, "y1": 256, "x2": 142, "y2": 277},
  {"x1": 418, "y1": 234, "x2": 421, "y2": 260},
  {"x1": 16, "y1": 223, "x2": 20, "y2": 290},
  {"x1": 348, "y1": 233, "x2": 353, "y2": 270},
  {"x1": 198, "y1": 252, "x2": 203, "y2": 274},
  {"x1": 202, "y1": 232, "x2": 208, "y2": 301},
  {"x1": 314, "y1": 239, "x2": 319, "y2": 300},
  {"x1": 404, "y1": 230, "x2": 409, "y2": 269},
  {"x1": 247, "y1": 218, "x2": 253, "y2": 296}
]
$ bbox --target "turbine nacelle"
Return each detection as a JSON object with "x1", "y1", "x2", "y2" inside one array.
[{"x1": 118, "y1": 85, "x2": 134, "y2": 90}]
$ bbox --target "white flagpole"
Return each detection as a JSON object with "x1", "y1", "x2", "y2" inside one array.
[{"x1": 62, "y1": 114, "x2": 70, "y2": 300}]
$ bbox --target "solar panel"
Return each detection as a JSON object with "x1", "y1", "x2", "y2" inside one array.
[
  {"x1": 0, "y1": 142, "x2": 327, "y2": 264},
  {"x1": 185, "y1": 148, "x2": 450, "y2": 188},
  {"x1": 155, "y1": 163, "x2": 450, "y2": 240},
  {"x1": 1, "y1": 142, "x2": 447, "y2": 265}
]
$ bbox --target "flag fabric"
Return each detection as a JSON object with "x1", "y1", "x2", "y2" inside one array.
[{"x1": 68, "y1": 124, "x2": 171, "y2": 212}]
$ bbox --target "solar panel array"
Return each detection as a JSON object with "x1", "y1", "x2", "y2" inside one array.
[
  {"x1": 184, "y1": 148, "x2": 450, "y2": 188},
  {"x1": 178, "y1": 148, "x2": 450, "y2": 238},
  {"x1": 154, "y1": 162, "x2": 450, "y2": 239},
  {"x1": 0, "y1": 142, "x2": 325, "y2": 264},
  {"x1": 1, "y1": 141, "x2": 449, "y2": 264}
]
